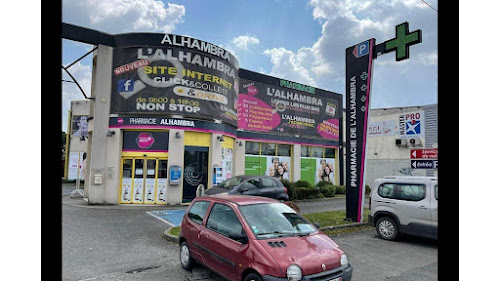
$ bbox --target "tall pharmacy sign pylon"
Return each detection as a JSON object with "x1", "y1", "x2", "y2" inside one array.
[{"x1": 345, "y1": 22, "x2": 422, "y2": 222}]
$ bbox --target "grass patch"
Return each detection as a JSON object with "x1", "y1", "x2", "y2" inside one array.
[
  {"x1": 167, "y1": 209, "x2": 370, "y2": 237},
  {"x1": 302, "y1": 208, "x2": 370, "y2": 228},
  {"x1": 169, "y1": 226, "x2": 180, "y2": 237}
]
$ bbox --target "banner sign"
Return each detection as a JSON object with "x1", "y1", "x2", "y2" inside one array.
[
  {"x1": 71, "y1": 115, "x2": 89, "y2": 138},
  {"x1": 109, "y1": 116, "x2": 237, "y2": 137},
  {"x1": 398, "y1": 111, "x2": 425, "y2": 138},
  {"x1": 110, "y1": 34, "x2": 239, "y2": 126},
  {"x1": 410, "y1": 148, "x2": 438, "y2": 159},
  {"x1": 122, "y1": 131, "x2": 169, "y2": 151},
  {"x1": 300, "y1": 158, "x2": 336, "y2": 186},
  {"x1": 345, "y1": 38, "x2": 376, "y2": 222},
  {"x1": 238, "y1": 77, "x2": 341, "y2": 141},
  {"x1": 368, "y1": 120, "x2": 396, "y2": 136}
]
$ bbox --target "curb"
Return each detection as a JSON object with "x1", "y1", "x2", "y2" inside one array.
[
  {"x1": 163, "y1": 228, "x2": 180, "y2": 243},
  {"x1": 319, "y1": 222, "x2": 368, "y2": 231},
  {"x1": 163, "y1": 222, "x2": 368, "y2": 243}
]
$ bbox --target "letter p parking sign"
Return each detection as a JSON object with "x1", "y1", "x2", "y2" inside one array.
[{"x1": 352, "y1": 41, "x2": 370, "y2": 58}]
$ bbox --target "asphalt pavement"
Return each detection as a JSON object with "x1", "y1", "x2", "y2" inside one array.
[{"x1": 62, "y1": 186, "x2": 435, "y2": 281}]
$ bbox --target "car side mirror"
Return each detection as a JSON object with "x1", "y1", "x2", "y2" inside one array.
[
  {"x1": 313, "y1": 222, "x2": 320, "y2": 228},
  {"x1": 229, "y1": 231, "x2": 248, "y2": 244}
]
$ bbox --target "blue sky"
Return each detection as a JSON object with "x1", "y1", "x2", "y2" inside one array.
[{"x1": 62, "y1": 0, "x2": 437, "y2": 132}]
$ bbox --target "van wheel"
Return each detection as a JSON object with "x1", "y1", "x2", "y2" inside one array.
[
  {"x1": 244, "y1": 272, "x2": 263, "y2": 281},
  {"x1": 180, "y1": 241, "x2": 195, "y2": 270},
  {"x1": 376, "y1": 216, "x2": 399, "y2": 241}
]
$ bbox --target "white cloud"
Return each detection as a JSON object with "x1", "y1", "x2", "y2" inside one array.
[
  {"x1": 232, "y1": 35, "x2": 260, "y2": 50},
  {"x1": 63, "y1": 0, "x2": 185, "y2": 33},
  {"x1": 263, "y1": 47, "x2": 318, "y2": 87},
  {"x1": 263, "y1": 0, "x2": 437, "y2": 99}
]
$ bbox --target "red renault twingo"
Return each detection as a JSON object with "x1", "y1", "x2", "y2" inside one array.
[{"x1": 179, "y1": 195, "x2": 352, "y2": 281}]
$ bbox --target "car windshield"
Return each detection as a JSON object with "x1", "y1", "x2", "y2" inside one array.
[
  {"x1": 218, "y1": 177, "x2": 243, "y2": 189},
  {"x1": 239, "y1": 203, "x2": 317, "y2": 239}
]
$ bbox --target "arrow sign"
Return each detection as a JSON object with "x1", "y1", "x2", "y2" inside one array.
[
  {"x1": 410, "y1": 149, "x2": 438, "y2": 159},
  {"x1": 411, "y1": 160, "x2": 435, "y2": 169}
]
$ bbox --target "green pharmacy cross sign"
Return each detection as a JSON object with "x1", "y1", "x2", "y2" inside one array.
[
  {"x1": 344, "y1": 22, "x2": 422, "y2": 223},
  {"x1": 380, "y1": 22, "x2": 422, "y2": 61}
]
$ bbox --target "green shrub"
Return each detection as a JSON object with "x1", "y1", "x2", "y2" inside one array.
[
  {"x1": 295, "y1": 187, "x2": 323, "y2": 200},
  {"x1": 365, "y1": 185, "x2": 371, "y2": 196},
  {"x1": 319, "y1": 184, "x2": 336, "y2": 197},
  {"x1": 295, "y1": 180, "x2": 314, "y2": 189},
  {"x1": 335, "y1": 185, "x2": 346, "y2": 194},
  {"x1": 280, "y1": 179, "x2": 298, "y2": 200},
  {"x1": 315, "y1": 181, "x2": 332, "y2": 189}
]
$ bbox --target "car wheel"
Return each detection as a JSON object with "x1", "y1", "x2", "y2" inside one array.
[
  {"x1": 376, "y1": 216, "x2": 399, "y2": 241},
  {"x1": 180, "y1": 241, "x2": 195, "y2": 270},
  {"x1": 244, "y1": 272, "x2": 263, "y2": 281}
]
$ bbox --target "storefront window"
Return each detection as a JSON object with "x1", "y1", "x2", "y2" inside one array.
[
  {"x1": 261, "y1": 143, "x2": 276, "y2": 156},
  {"x1": 277, "y1": 144, "x2": 291, "y2": 156},
  {"x1": 324, "y1": 148, "x2": 335, "y2": 158},
  {"x1": 245, "y1": 141, "x2": 260, "y2": 155},
  {"x1": 311, "y1": 146, "x2": 323, "y2": 158},
  {"x1": 301, "y1": 146, "x2": 310, "y2": 157}
]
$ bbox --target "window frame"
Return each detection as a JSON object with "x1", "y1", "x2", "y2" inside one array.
[
  {"x1": 186, "y1": 200, "x2": 211, "y2": 225},
  {"x1": 205, "y1": 203, "x2": 246, "y2": 242},
  {"x1": 377, "y1": 182, "x2": 426, "y2": 202}
]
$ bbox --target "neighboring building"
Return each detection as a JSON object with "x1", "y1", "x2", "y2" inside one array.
[
  {"x1": 341, "y1": 104, "x2": 437, "y2": 189},
  {"x1": 82, "y1": 32, "x2": 342, "y2": 205},
  {"x1": 64, "y1": 100, "x2": 91, "y2": 181}
]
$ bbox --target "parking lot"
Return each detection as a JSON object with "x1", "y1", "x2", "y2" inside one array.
[{"x1": 63, "y1": 195, "x2": 437, "y2": 281}]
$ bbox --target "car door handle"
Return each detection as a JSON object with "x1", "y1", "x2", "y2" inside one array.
[{"x1": 418, "y1": 206, "x2": 428, "y2": 209}]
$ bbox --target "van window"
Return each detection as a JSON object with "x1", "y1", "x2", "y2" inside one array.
[
  {"x1": 187, "y1": 201, "x2": 210, "y2": 224},
  {"x1": 378, "y1": 183, "x2": 426, "y2": 201},
  {"x1": 435, "y1": 185, "x2": 438, "y2": 200}
]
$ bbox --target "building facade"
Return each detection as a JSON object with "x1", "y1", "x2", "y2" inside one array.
[
  {"x1": 343, "y1": 104, "x2": 438, "y2": 189},
  {"x1": 82, "y1": 33, "x2": 343, "y2": 205}
]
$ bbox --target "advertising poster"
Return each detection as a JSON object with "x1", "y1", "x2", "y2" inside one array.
[
  {"x1": 111, "y1": 34, "x2": 239, "y2": 126},
  {"x1": 398, "y1": 111, "x2": 425, "y2": 139},
  {"x1": 72, "y1": 115, "x2": 89, "y2": 138},
  {"x1": 67, "y1": 152, "x2": 84, "y2": 180},
  {"x1": 238, "y1": 78, "x2": 341, "y2": 141},
  {"x1": 144, "y1": 178, "x2": 156, "y2": 203},
  {"x1": 301, "y1": 158, "x2": 335, "y2": 186},
  {"x1": 156, "y1": 178, "x2": 167, "y2": 203},
  {"x1": 221, "y1": 148, "x2": 233, "y2": 181},
  {"x1": 121, "y1": 178, "x2": 132, "y2": 202},
  {"x1": 368, "y1": 120, "x2": 396, "y2": 136},
  {"x1": 244, "y1": 155, "x2": 291, "y2": 181}
]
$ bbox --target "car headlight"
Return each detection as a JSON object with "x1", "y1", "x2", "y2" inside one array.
[
  {"x1": 340, "y1": 253, "x2": 349, "y2": 269},
  {"x1": 287, "y1": 264, "x2": 302, "y2": 281}
]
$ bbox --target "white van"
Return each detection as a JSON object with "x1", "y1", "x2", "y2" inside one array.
[{"x1": 368, "y1": 176, "x2": 438, "y2": 241}]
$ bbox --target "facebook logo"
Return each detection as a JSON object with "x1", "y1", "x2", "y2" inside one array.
[{"x1": 118, "y1": 79, "x2": 134, "y2": 92}]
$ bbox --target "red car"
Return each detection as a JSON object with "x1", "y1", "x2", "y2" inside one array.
[{"x1": 179, "y1": 195, "x2": 352, "y2": 281}]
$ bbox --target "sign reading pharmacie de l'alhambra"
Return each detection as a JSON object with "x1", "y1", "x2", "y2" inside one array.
[{"x1": 110, "y1": 34, "x2": 240, "y2": 127}]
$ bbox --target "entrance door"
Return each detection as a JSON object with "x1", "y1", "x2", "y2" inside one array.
[
  {"x1": 120, "y1": 157, "x2": 168, "y2": 204},
  {"x1": 183, "y1": 146, "x2": 209, "y2": 204}
]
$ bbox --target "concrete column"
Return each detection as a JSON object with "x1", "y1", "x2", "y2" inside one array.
[
  {"x1": 166, "y1": 129, "x2": 184, "y2": 205},
  {"x1": 84, "y1": 52, "x2": 98, "y2": 198},
  {"x1": 104, "y1": 128, "x2": 122, "y2": 204},
  {"x1": 234, "y1": 139, "x2": 246, "y2": 176},
  {"x1": 293, "y1": 144, "x2": 301, "y2": 182},
  {"x1": 88, "y1": 45, "x2": 113, "y2": 204}
]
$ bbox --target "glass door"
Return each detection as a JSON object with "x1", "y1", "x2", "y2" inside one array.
[
  {"x1": 120, "y1": 158, "x2": 133, "y2": 203},
  {"x1": 132, "y1": 158, "x2": 145, "y2": 203},
  {"x1": 156, "y1": 159, "x2": 168, "y2": 204},
  {"x1": 144, "y1": 159, "x2": 157, "y2": 204},
  {"x1": 183, "y1": 146, "x2": 209, "y2": 204}
]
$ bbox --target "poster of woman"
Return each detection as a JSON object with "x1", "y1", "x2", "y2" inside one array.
[
  {"x1": 266, "y1": 156, "x2": 291, "y2": 181},
  {"x1": 316, "y1": 159, "x2": 335, "y2": 184}
]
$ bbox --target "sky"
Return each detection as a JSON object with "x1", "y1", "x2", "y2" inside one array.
[{"x1": 61, "y1": 0, "x2": 438, "y2": 132}]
